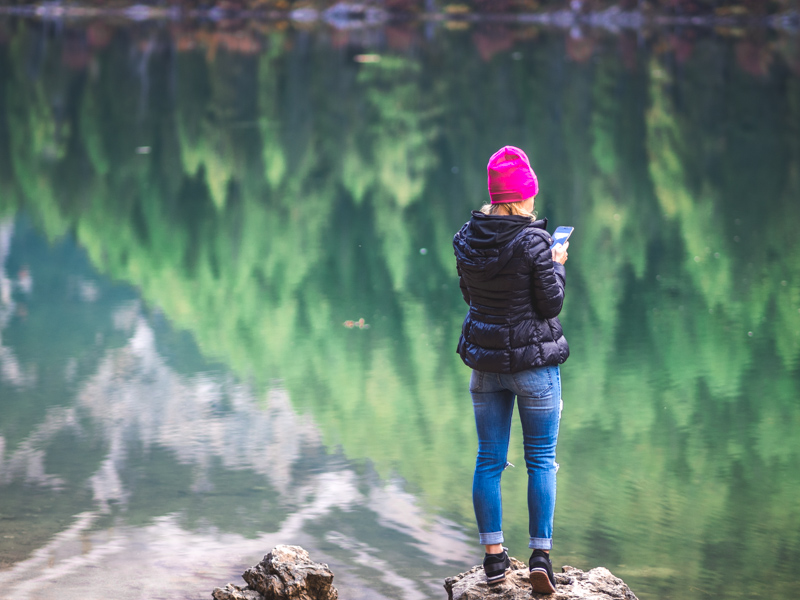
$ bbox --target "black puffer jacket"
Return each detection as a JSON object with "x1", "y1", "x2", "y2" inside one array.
[{"x1": 453, "y1": 211, "x2": 569, "y2": 373}]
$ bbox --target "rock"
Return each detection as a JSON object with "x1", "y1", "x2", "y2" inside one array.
[
  {"x1": 212, "y1": 545, "x2": 337, "y2": 600},
  {"x1": 444, "y1": 559, "x2": 638, "y2": 600},
  {"x1": 212, "y1": 583, "x2": 264, "y2": 600},
  {"x1": 213, "y1": 545, "x2": 636, "y2": 600}
]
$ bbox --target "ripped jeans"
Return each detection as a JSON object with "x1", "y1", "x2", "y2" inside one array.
[{"x1": 470, "y1": 365, "x2": 562, "y2": 550}]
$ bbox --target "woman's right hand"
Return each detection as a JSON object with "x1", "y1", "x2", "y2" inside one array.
[{"x1": 552, "y1": 241, "x2": 569, "y2": 264}]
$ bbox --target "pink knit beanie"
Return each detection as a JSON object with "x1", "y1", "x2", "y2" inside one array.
[{"x1": 487, "y1": 146, "x2": 539, "y2": 204}]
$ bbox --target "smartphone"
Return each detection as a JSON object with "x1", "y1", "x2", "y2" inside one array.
[{"x1": 550, "y1": 226, "x2": 574, "y2": 248}]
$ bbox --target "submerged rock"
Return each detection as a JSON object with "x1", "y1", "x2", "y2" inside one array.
[
  {"x1": 444, "y1": 558, "x2": 638, "y2": 600},
  {"x1": 212, "y1": 545, "x2": 337, "y2": 600}
]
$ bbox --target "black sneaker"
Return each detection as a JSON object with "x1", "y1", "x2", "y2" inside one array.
[
  {"x1": 483, "y1": 548, "x2": 510, "y2": 585},
  {"x1": 529, "y1": 549, "x2": 556, "y2": 594}
]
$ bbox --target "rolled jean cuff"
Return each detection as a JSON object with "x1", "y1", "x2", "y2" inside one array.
[
  {"x1": 479, "y1": 531, "x2": 504, "y2": 545},
  {"x1": 529, "y1": 537, "x2": 552, "y2": 550}
]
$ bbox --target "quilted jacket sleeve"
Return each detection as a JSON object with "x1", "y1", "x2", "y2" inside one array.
[
  {"x1": 527, "y1": 233, "x2": 566, "y2": 319},
  {"x1": 456, "y1": 263, "x2": 471, "y2": 305}
]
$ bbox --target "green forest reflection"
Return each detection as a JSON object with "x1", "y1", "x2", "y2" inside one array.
[{"x1": 1, "y1": 20, "x2": 799, "y2": 600}]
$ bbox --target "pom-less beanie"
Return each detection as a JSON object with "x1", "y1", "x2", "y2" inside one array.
[{"x1": 487, "y1": 146, "x2": 539, "y2": 204}]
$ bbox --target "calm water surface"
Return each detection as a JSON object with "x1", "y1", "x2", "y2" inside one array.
[{"x1": 0, "y1": 17, "x2": 799, "y2": 600}]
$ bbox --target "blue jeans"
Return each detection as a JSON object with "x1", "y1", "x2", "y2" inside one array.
[{"x1": 470, "y1": 365, "x2": 562, "y2": 550}]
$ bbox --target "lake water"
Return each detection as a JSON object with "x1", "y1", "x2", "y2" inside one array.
[{"x1": 0, "y1": 16, "x2": 798, "y2": 600}]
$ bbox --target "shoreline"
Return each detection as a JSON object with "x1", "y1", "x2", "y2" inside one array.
[{"x1": 0, "y1": 3, "x2": 797, "y2": 33}]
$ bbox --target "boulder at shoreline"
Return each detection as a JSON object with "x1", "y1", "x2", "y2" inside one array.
[
  {"x1": 212, "y1": 545, "x2": 337, "y2": 600},
  {"x1": 212, "y1": 545, "x2": 638, "y2": 600},
  {"x1": 445, "y1": 557, "x2": 638, "y2": 600}
]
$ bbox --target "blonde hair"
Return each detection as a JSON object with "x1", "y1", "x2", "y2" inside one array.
[{"x1": 480, "y1": 200, "x2": 536, "y2": 219}]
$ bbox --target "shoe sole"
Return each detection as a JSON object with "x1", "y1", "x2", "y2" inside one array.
[
  {"x1": 529, "y1": 569, "x2": 556, "y2": 594},
  {"x1": 485, "y1": 571, "x2": 507, "y2": 585},
  {"x1": 486, "y1": 573, "x2": 506, "y2": 585}
]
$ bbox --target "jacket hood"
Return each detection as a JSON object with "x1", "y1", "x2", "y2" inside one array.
[{"x1": 454, "y1": 211, "x2": 548, "y2": 281}]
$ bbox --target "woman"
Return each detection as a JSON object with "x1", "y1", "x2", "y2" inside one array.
[{"x1": 453, "y1": 146, "x2": 569, "y2": 594}]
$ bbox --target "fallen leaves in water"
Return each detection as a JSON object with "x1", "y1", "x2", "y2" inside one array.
[{"x1": 343, "y1": 318, "x2": 369, "y2": 329}]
